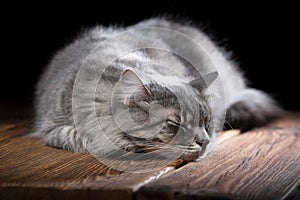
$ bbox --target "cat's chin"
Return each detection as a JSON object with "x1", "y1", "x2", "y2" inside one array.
[
  {"x1": 180, "y1": 149, "x2": 202, "y2": 162},
  {"x1": 181, "y1": 153, "x2": 200, "y2": 162},
  {"x1": 180, "y1": 145, "x2": 211, "y2": 162},
  {"x1": 182, "y1": 152, "x2": 208, "y2": 162}
]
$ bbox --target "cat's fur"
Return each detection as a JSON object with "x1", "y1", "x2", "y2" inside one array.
[{"x1": 33, "y1": 18, "x2": 282, "y2": 161}]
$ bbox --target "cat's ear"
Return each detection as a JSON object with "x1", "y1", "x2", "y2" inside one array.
[
  {"x1": 119, "y1": 69, "x2": 150, "y2": 104},
  {"x1": 189, "y1": 71, "x2": 218, "y2": 93}
]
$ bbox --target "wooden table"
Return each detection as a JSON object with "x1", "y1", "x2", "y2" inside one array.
[{"x1": 0, "y1": 104, "x2": 299, "y2": 200}]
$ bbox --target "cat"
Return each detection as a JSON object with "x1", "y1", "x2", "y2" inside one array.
[{"x1": 33, "y1": 17, "x2": 282, "y2": 163}]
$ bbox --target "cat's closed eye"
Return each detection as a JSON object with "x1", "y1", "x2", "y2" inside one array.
[
  {"x1": 166, "y1": 119, "x2": 180, "y2": 127},
  {"x1": 166, "y1": 119, "x2": 189, "y2": 135}
]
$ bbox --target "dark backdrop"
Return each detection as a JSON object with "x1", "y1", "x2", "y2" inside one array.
[{"x1": 2, "y1": 2, "x2": 299, "y2": 110}]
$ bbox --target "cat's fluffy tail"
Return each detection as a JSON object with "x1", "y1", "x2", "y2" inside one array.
[{"x1": 224, "y1": 89, "x2": 284, "y2": 132}]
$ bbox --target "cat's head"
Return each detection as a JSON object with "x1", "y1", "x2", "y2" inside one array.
[{"x1": 113, "y1": 69, "x2": 218, "y2": 161}]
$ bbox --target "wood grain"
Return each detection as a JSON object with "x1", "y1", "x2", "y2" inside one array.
[
  {"x1": 1, "y1": 110, "x2": 300, "y2": 200},
  {"x1": 0, "y1": 119, "x2": 183, "y2": 200},
  {"x1": 137, "y1": 114, "x2": 300, "y2": 200}
]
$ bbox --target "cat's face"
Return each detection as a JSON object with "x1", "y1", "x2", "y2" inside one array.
[{"x1": 116, "y1": 69, "x2": 217, "y2": 161}]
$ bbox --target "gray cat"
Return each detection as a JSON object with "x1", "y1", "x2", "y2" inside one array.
[{"x1": 33, "y1": 18, "x2": 282, "y2": 162}]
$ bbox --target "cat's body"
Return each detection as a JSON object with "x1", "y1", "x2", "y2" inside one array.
[{"x1": 34, "y1": 18, "x2": 282, "y2": 161}]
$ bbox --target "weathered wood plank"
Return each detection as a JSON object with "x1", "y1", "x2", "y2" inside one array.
[
  {"x1": 1, "y1": 108, "x2": 300, "y2": 200},
  {"x1": 137, "y1": 114, "x2": 300, "y2": 200},
  {"x1": 0, "y1": 119, "x2": 183, "y2": 200}
]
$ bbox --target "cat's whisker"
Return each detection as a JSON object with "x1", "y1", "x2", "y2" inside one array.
[
  {"x1": 224, "y1": 120, "x2": 234, "y2": 130},
  {"x1": 112, "y1": 140, "x2": 200, "y2": 154}
]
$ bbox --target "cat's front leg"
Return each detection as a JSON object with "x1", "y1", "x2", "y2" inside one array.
[{"x1": 37, "y1": 125, "x2": 89, "y2": 153}]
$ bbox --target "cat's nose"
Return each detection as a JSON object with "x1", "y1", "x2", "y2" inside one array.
[
  {"x1": 195, "y1": 138, "x2": 209, "y2": 148},
  {"x1": 193, "y1": 127, "x2": 210, "y2": 148}
]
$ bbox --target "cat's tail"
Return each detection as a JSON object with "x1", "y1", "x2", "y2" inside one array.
[{"x1": 224, "y1": 89, "x2": 284, "y2": 132}]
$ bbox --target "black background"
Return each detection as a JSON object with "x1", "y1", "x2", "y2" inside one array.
[{"x1": 2, "y1": 2, "x2": 299, "y2": 110}]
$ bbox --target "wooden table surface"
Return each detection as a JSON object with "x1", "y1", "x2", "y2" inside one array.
[{"x1": 0, "y1": 104, "x2": 299, "y2": 200}]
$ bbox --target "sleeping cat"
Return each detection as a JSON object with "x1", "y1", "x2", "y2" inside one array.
[{"x1": 33, "y1": 18, "x2": 282, "y2": 163}]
